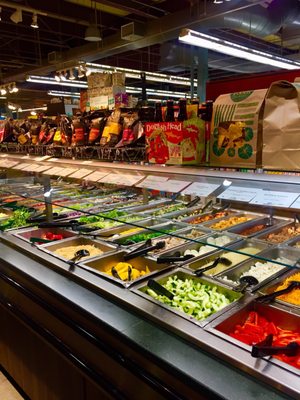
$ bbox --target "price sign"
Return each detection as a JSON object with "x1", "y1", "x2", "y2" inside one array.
[
  {"x1": 290, "y1": 196, "x2": 300, "y2": 210},
  {"x1": 136, "y1": 175, "x2": 169, "y2": 189},
  {"x1": 35, "y1": 156, "x2": 51, "y2": 161},
  {"x1": 99, "y1": 173, "x2": 144, "y2": 186},
  {"x1": 69, "y1": 169, "x2": 93, "y2": 179},
  {"x1": 35, "y1": 165, "x2": 52, "y2": 173},
  {"x1": 161, "y1": 180, "x2": 192, "y2": 193},
  {"x1": 182, "y1": 182, "x2": 220, "y2": 197},
  {"x1": 6, "y1": 161, "x2": 19, "y2": 168},
  {"x1": 58, "y1": 168, "x2": 78, "y2": 177},
  {"x1": 21, "y1": 164, "x2": 37, "y2": 172},
  {"x1": 83, "y1": 171, "x2": 109, "y2": 182},
  {"x1": 13, "y1": 163, "x2": 31, "y2": 170},
  {"x1": 251, "y1": 190, "x2": 299, "y2": 208},
  {"x1": 43, "y1": 167, "x2": 65, "y2": 176},
  {"x1": 218, "y1": 186, "x2": 260, "y2": 202}
]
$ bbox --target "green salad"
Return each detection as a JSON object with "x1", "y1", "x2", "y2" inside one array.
[{"x1": 146, "y1": 275, "x2": 233, "y2": 321}]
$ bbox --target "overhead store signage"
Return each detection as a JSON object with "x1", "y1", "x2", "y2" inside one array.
[
  {"x1": 182, "y1": 182, "x2": 220, "y2": 197},
  {"x1": 99, "y1": 173, "x2": 145, "y2": 186},
  {"x1": 250, "y1": 190, "x2": 299, "y2": 208},
  {"x1": 218, "y1": 186, "x2": 260, "y2": 202}
]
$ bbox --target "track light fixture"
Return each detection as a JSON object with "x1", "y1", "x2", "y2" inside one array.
[
  {"x1": 31, "y1": 13, "x2": 39, "y2": 29},
  {"x1": 0, "y1": 7, "x2": 2, "y2": 22},
  {"x1": 69, "y1": 69, "x2": 76, "y2": 80},
  {"x1": 77, "y1": 65, "x2": 85, "y2": 78},
  {"x1": 0, "y1": 82, "x2": 18, "y2": 95},
  {"x1": 10, "y1": 8, "x2": 22, "y2": 24}
]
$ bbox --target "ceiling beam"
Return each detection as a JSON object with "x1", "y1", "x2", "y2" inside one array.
[
  {"x1": 3, "y1": 0, "x2": 266, "y2": 82},
  {"x1": 93, "y1": 0, "x2": 159, "y2": 19}
]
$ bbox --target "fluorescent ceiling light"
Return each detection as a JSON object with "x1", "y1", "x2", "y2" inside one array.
[
  {"x1": 19, "y1": 107, "x2": 47, "y2": 112},
  {"x1": 26, "y1": 76, "x2": 88, "y2": 88},
  {"x1": 87, "y1": 62, "x2": 197, "y2": 86},
  {"x1": 48, "y1": 90, "x2": 80, "y2": 98},
  {"x1": 179, "y1": 28, "x2": 300, "y2": 70}
]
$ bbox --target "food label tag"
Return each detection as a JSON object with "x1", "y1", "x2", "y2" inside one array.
[
  {"x1": 99, "y1": 173, "x2": 144, "y2": 186},
  {"x1": 136, "y1": 175, "x2": 169, "y2": 189},
  {"x1": 290, "y1": 196, "x2": 300, "y2": 210},
  {"x1": 35, "y1": 165, "x2": 52, "y2": 173},
  {"x1": 162, "y1": 180, "x2": 192, "y2": 193},
  {"x1": 43, "y1": 167, "x2": 65, "y2": 176},
  {"x1": 218, "y1": 186, "x2": 260, "y2": 202},
  {"x1": 83, "y1": 171, "x2": 109, "y2": 182},
  {"x1": 13, "y1": 163, "x2": 31, "y2": 170},
  {"x1": 58, "y1": 168, "x2": 78, "y2": 177},
  {"x1": 69, "y1": 169, "x2": 93, "y2": 179},
  {"x1": 182, "y1": 182, "x2": 220, "y2": 197},
  {"x1": 250, "y1": 190, "x2": 299, "y2": 208}
]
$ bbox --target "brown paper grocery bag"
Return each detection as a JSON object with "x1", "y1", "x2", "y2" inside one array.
[
  {"x1": 210, "y1": 89, "x2": 267, "y2": 168},
  {"x1": 263, "y1": 80, "x2": 300, "y2": 170}
]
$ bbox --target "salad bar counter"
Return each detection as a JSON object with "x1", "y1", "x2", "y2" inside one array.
[{"x1": 0, "y1": 158, "x2": 300, "y2": 400}]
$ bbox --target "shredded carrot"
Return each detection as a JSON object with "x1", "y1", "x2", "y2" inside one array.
[{"x1": 275, "y1": 272, "x2": 300, "y2": 306}]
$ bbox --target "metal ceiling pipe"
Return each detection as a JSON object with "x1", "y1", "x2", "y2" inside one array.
[
  {"x1": 0, "y1": 0, "x2": 92, "y2": 26},
  {"x1": 1, "y1": 0, "x2": 278, "y2": 82}
]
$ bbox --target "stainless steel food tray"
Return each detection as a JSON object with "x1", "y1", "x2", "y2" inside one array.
[
  {"x1": 10, "y1": 226, "x2": 77, "y2": 243},
  {"x1": 226, "y1": 217, "x2": 287, "y2": 238},
  {"x1": 39, "y1": 236, "x2": 117, "y2": 262},
  {"x1": 256, "y1": 266, "x2": 300, "y2": 310},
  {"x1": 206, "y1": 302, "x2": 300, "y2": 375},
  {"x1": 90, "y1": 217, "x2": 170, "y2": 239},
  {"x1": 79, "y1": 250, "x2": 172, "y2": 288},
  {"x1": 131, "y1": 268, "x2": 243, "y2": 327},
  {"x1": 152, "y1": 231, "x2": 242, "y2": 264},
  {"x1": 181, "y1": 209, "x2": 239, "y2": 225},
  {"x1": 183, "y1": 238, "x2": 272, "y2": 277},
  {"x1": 202, "y1": 212, "x2": 264, "y2": 231},
  {"x1": 214, "y1": 246, "x2": 298, "y2": 292},
  {"x1": 254, "y1": 221, "x2": 298, "y2": 244}
]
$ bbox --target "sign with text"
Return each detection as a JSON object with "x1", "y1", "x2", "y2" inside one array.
[
  {"x1": 250, "y1": 190, "x2": 299, "y2": 208},
  {"x1": 182, "y1": 182, "x2": 220, "y2": 197},
  {"x1": 218, "y1": 186, "x2": 260, "y2": 202}
]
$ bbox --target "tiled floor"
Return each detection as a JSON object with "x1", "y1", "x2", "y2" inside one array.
[{"x1": 0, "y1": 371, "x2": 25, "y2": 400}]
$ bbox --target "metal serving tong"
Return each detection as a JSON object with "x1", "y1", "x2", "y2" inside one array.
[
  {"x1": 211, "y1": 203, "x2": 231, "y2": 215},
  {"x1": 123, "y1": 239, "x2": 166, "y2": 261},
  {"x1": 147, "y1": 279, "x2": 174, "y2": 300},
  {"x1": 38, "y1": 220, "x2": 82, "y2": 229},
  {"x1": 194, "y1": 256, "x2": 232, "y2": 277},
  {"x1": 251, "y1": 334, "x2": 300, "y2": 358},
  {"x1": 156, "y1": 251, "x2": 194, "y2": 264},
  {"x1": 186, "y1": 196, "x2": 201, "y2": 208},
  {"x1": 255, "y1": 281, "x2": 300, "y2": 303}
]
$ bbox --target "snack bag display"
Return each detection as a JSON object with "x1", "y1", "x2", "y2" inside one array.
[{"x1": 210, "y1": 89, "x2": 267, "y2": 168}]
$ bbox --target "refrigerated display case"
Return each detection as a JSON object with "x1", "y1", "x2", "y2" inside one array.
[{"x1": 0, "y1": 154, "x2": 300, "y2": 400}]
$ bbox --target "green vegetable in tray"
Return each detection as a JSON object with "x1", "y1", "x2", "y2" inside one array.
[
  {"x1": 78, "y1": 209, "x2": 128, "y2": 224},
  {"x1": 146, "y1": 275, "x2": 232, "y2": 321},
  {"x1": 151, "y1": 204, "x2": 186, "y2": 216},
  {"x1": 120, "y1": 228, "x2": 177, "y2": 245},
  {"x1": 0, "y1": 208, "x2": 32, "y2": 231}
]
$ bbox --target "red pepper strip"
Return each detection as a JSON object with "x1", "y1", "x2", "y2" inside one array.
[{"x1": 266, "y1": 322, "x2": 278, "y2": 336}]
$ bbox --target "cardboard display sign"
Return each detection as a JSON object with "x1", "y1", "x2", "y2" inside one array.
[
  {"x1": 145, "y1": 118, "x2": 205, "y2": 165},
  {"x1": 263, "y1": 80, "x2": 300, "y2": 171},
  {"x1": 210, "y1": 89, "x2": 267, "y2": 168}
]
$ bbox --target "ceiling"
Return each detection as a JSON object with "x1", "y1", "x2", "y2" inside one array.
[{"x1": 1, "y1": 0, "x2": 300, "y2": 109}]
